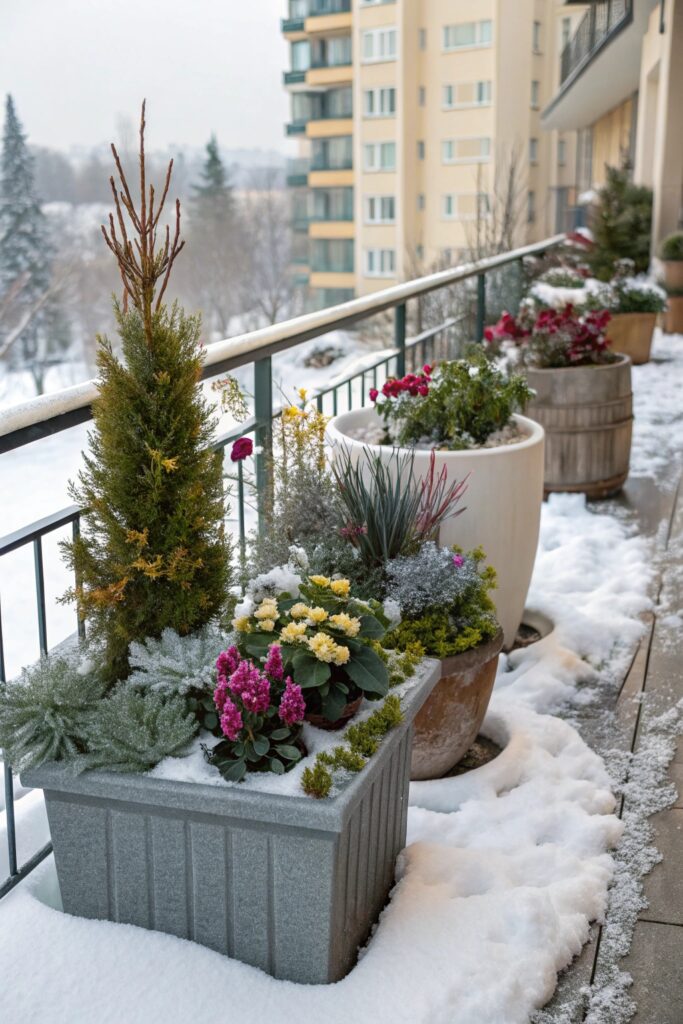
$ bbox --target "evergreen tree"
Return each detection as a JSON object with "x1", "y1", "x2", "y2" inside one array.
[
  {"x1": 0, "y1": 95, "x2": 69, "y2": 390},
  {"x1": 589, "y1": 164, "x2": 653, "y2": 281},
  {"x1": 62, "y1": 103, "x2": 232, "y2": 684},
  {"x1": 191, "y1": 134, "x2": 233, "y2": 217}
]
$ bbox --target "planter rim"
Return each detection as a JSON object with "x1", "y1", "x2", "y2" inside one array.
[
  {"x1": 525, "y1": 353, "x2": 631, "y2": 375},
  {"x1": 327, "y1": 410, "x2": 544, "y2": 458},
  {"x1": 437, "y1": 626, "x2": 504, "y2": 676},
  {"x1": 22, "y1": 659, "x2": 441, "y2": 834}
]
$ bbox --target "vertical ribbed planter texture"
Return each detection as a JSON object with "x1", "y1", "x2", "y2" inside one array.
[
  {"x1": 525, "y1": 354, "x2": 633, "y2": 499},
  {"x1": 22, "y1": 661, "x2": 439, "y2": 985},
  {"x1": 608, "y1": 312, "x2": 656, "y2": 365}
]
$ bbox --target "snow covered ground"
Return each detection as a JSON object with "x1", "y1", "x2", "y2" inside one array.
[{"x1": 0, "y1": 331, "x2": 681, "y2": 1023}]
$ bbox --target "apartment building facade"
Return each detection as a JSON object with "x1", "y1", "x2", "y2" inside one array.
[
  {"x1": 542, "y1": 0, "x2": 683, "y2": 252},
  {"x1": 282, "y1": 0, "x2": 577, "y2": 307}
]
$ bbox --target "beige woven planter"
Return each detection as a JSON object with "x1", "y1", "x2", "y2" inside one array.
[
  {"x1": 608, "y1": 312, "x2": 656, "y2": 365},
  {"x1": 663, "y1": 261, "x2": 683, "y2": 291},
  {"x1": 525, "y1": 355, "x2": 633, "y2": 499},
  {"x1": 410, "y1": 629, "x2": 504, "y2": 780}
]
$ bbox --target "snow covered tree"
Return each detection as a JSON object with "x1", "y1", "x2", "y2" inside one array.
[
  {"x1": 62, "y1": 103, "x2": 232, "y2": 684},
  {"x1": 0, "y1": 95, "x2": 70, "y2": 392}
]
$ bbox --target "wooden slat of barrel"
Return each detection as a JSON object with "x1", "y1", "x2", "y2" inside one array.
[
  {"x1": 525, "y1": 355, "x2": 633, "y2": 499},
  {"x1": 608, "y1": 313, "x2": 656, "y2": 365}
]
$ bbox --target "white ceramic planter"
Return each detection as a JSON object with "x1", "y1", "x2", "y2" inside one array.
[{"x1": 326, "y1": 408, "x2": 545, "y2": 648}]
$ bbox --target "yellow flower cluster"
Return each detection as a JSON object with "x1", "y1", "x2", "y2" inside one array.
[
  {"x1": 289, "y1": 602, "x2": 309, "y2": 619},
  {"x1": 308, "y1": 575, "x2": 351, "y2": 598},
  {"x1": 308, "y1": 632, "x2": 351, "y2": 665},
  {"x1": 232, "y1": 615, "x2": 251, "y2": 633},
  {"x1": 253, "y1": 597, "x2": 278, "y2": 633},
  {"x1": 329, "y1": 612, "x2": 361, "y2": 637},
  {"x1": 280, "y1": 621, "x2": 307, "y2": 643}
]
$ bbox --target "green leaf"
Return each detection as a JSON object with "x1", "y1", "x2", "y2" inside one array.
[
  {"x1": 252, "y1": 735, "x2": 270, "y2": 757},
  {"x1": 292, "y1": 652, "x2": 331, "y2": 688},
  {"x1": 356, "y1": 614, "x2": 386, "y2": 640},
  {"x1": 275, "y1": 744, "x2": 302, "y2": 761},
  {"x1": 269, "y1": 727, "x2": 291, "y2": 742},
  {"x1": 269, "y1": 757, "x2": 286, "y2": 775},
  {"x1": 219, "y1": 758, "x2": 247, "y2": 783},
  {"x1": 344, "y1": 645, "x2": 389, "y2": 696},
  {"x1": 245, "y1": 741, "x2": 262, "y2": 763},
  {"x1": 242, "y1": 633, "x2": 273, "y2": 659},
  {"x1": 321, "y1": 685, "x2": 349, "y2": 724},
  {"x1": 203, "y1": 712, "x2": 219, "y2": 731}
]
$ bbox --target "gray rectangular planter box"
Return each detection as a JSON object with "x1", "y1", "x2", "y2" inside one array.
[{"x1": 22, "y1": 661, "x2": 439, "y2": 984}]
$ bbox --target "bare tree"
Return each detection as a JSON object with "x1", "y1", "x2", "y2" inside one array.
[
  {"x1": 238, "y1": 167, "x2": 297, "y2": 328},
  {"x1": 465, "y1": 144, "x2": 528, "y2": 260}
]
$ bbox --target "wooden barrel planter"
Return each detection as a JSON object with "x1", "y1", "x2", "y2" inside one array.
[
  {"x1": 525, "y1": 355, "x2": 633, "y2": 499},
  {"x1": 608, "y1": 312, "x2": 656, "y2": 364},
  {"x1": 410, "y1": 629, "x2": 504, "y2": 780}
]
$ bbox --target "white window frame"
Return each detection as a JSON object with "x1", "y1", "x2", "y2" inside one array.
[
  {"x1": 363, "y1": 86, "x2": 396, "y2": 118},
  {"x1": 361, "y1": 26, "x2": 398, "y2": 64},
  {"x1": 442, "y1": 192, "x2": 490, "y2": 222},
  {"x1": 441, "y1": 137, "x2": 490, "y2": 165},
  {"x1": 442, "y1": 81, "x2": 492, "y2": 110},
  {"x1": 442, "y1": 20, "x2": 493, "y2": 52},
  {"x1": 364, "y1": 195, "x2": 396, "y2": 224},
  {"x1": 363, "y1": 141, "x2": 397, "y2": 172},
  {"x1": 364, "y1": 248, "x2": 397, "y2": 278}
]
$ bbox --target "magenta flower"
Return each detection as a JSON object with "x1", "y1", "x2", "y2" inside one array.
[
  {"x1": 230, "y1": 437, "x2": 253, "y2": 462},
  {"x1": 264, "y1": 644, "x2": 284, "y2": 681},
  {"x1": 278, "y1": 677, "x2": 306, "y2": 726},
  {"x1": 216, "y1": 646, "x2": 240, "y2": 680},
  {"x1": 452, "y1": 554, "x2": 464, "y2": 568},
  {"x1": 369, "y1": 388, "x2": 379, "y2": 402},
  {"x1": 228, "y1": 659, "x2": 270, "y2": 713},
  {"x1": 220, "y1": 698, "x2": 243, "y2": 741}
]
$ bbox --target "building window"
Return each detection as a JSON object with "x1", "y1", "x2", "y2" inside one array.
[
  {"x1": 312, "y1": 135, "x2": 353, "y2": 170},
  {"x1": 290, "y1": 40, "x2": 311, "y2": 71},
  {"x1": 360, "y1": 0, "x2": 395, "y2": 5},
  {"x1": 442, "y1": 81, "x2": 492, "y2": 109},
  {"x1": 415, "y1": 244, "x2": 424, "y2": 262},
  {"x1": 363, "y1": 87, "x2": 396, "y2": 117},
  {"x1": 417, "y1": 140, "x2": 425, "y2": 160},
  {"x1": 561, "y1": 17, "x2": 571, "y2": 50},
  {"x1": 527, "y1": 190, "x2": 536, "y2": 223},
  {"x1": 417, "y1": 193, "x2": 425, "y2": 211},
  {"x1": 443, "y1": 20, "x2": 492, "y2": 51},
  {"x1": 531, "y1": 80, "x2": 540, "y2": 109},
  {"x1": 418, "y1": 86, "x2": 426, "y2": 106},
  {"x1": 418, "y1": 27, "x2": 426, "y2": 49},
  {"x1": 365, "y1": 248, "x2": 396, "y2": 277},
  {"x1": 363, "y1": 141, "x2": 397, "y2": 172},
  {"x1": 442, "y1": 137, "x2": 490, "y2": 164},
  {"x1": 558, "y1": 139, "x2": 566, "y2": 167},
  {"x1": 364, "y1": 195, "x2": 396, "y2": 224},
  {"x1": 529, "y1": 138, "x2": 538, "y2": 164},
  {"x1": 442, "y1": 193, "x2": 490, "y2": 221},
  {"x1": 362, "y1": 27, "x2": 397, "y2": 63},
  {"x1": 312, "y1": 34, "x2": 352, "y2": 67},
  {"x1": 532, "y1": 21, "x2": 542, "y2": 53}
]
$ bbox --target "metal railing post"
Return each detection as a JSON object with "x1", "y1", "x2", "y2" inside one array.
[
  {"x1": 476, "y1": 273, "x2": 486, "y2": 342},
  {"x1": 253, "y1": 355, "x2": 273, "y2": 533},
  {"x1": 395, "y1": 302, "x2": 407, "y2": 376}
]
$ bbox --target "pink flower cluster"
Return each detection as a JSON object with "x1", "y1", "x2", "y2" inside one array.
[
  {"x1": 369, "y1": 365, "x2": 432, "y2": 403},
  {"x1": 485, "y1": 305, "x2": 612, "y2": 366},
  {"x1": 213, "y1": 644, "x2": 305, "y2": 742}
]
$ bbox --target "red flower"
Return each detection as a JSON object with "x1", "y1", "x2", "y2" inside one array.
[
  {"x1": 369, "y1": 388, "x2": 379, "y2": 402},
  {"x1": 230, "y1": 437, "x2": 253, "y2": 462}
]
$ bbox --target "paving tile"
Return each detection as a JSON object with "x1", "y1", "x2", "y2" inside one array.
[
  {"x1": 639, "y1": 809, "x2": 683, "y2": 926},
  {"x1": 620, "y1": 921, "x2": 683, "y2": 1024}
]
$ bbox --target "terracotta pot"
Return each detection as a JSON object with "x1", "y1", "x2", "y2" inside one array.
[
  {"x1": 410, "y1": 628, "x2": 504, "y2": 780},
  {"x1": 664, "y1": 296, "x2": 683, "y2": 334},
  {"x1": 326, "y1": 409, "x2": 545, "y2": 649},
  {"x1": 608, "y1": 312, "x2": 656, "y2": 365},
  {"x1": 663, "y1": 261, "x2": 683, "y2": 291},
  {"x1": 306, "y1": 695, "x2": 363, "y2": 731},
  {"x1": 525, "y1": 354, "x2": 633, "y2": 499}
]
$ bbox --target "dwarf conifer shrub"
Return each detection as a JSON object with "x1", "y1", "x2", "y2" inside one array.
[
  {"x1": 658, "y1": 232, "x2": 683, "y2": 262},
  {"x1": 62, "y1": 105, "x2": 231, "y2": 683},
  {"x1": 589, "y1": 165, "x2": 653, "y2": 280}
]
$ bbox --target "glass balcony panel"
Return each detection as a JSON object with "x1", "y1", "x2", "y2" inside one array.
[{"x1": 311, "y1": 238, "x2": 354, "y2": 273}]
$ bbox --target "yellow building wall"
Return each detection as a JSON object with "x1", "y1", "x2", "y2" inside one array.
[{"x1": 590, "y1": 97, "x2": 634, "y2": 187}]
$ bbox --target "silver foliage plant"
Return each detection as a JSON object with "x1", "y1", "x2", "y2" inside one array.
[
  {"x1": 78, "y1": 689, "x2": 197, "y2": 773},
  {"x1": 385, "y1": 541, "x2": 486, "y2": 617},
  {"x1": 127, "y1": 622, "x2": 230, "y2": 696},
  {"x1": 0, "y1": 656, "x2": 108, "y2": 772}
]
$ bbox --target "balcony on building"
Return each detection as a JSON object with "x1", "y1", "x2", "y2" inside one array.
[
  {"x1": 286, "y1": 157, "x2": 310, "y2": 187},
  {"x1": 310, "y1": 136, "x2": 352, "y2": 173},
  {"x1": 286, "y1": 87, "x2": 353, "y2": 137},
  {"x1": 310, "y1": 238, "x2": 354, "y2": 274},
  {"x1": 281, "y1": 0, "x2": 308, "y2": 34},
  {"x1": 542, "y1": 0, "x2": 657, "y2": 132}
]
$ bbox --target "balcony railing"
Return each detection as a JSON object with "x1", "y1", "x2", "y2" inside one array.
[
  {"x1": 281, "y1": 16, "x2": 305, "y2": 32},
  {"x1": 559, "y1": 0, "x2": 632, "y2": 85},
  {"x1": 283, "y1": 69, "x2": 307, "y2": 86},
  {"x1": 309, "y1": 0, "x2": 351, "y2": 15},
  {"x1": 0, "y1": 234, "x2": 565, "y2": 899},
  {"x1": 286, "y1": 158, "x2": 310, "y2": 186}
]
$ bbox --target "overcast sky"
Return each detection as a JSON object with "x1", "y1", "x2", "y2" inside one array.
[{"x1": 0, "y1": 0, "x2": 292, "y2": 154}]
